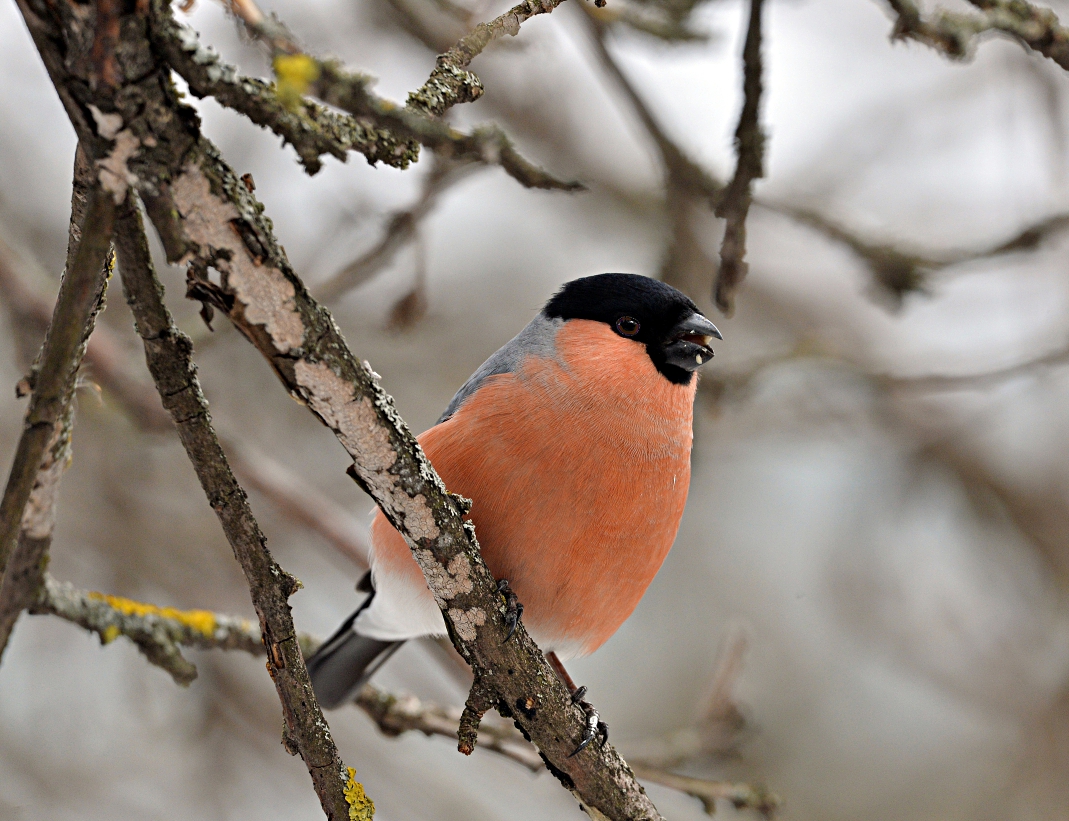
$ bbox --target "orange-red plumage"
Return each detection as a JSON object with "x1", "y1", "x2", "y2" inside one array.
[{"x1": 369, "y1": 319, "x2": 696, "y2": 656}]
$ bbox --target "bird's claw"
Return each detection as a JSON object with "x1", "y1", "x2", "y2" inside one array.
[
  {"x1": 568, "y1": 689, "x2": 609, "y2": 757},
  {"x1": 497, "y1": 578, "x2": 523, "y2": 643}
]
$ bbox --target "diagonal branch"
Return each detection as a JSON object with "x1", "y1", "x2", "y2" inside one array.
[
  {"x1": 713, "y1": 0, "x2": 766, "y2": 315},
  {"x1": 0, "y1": 147, "x2": 112, "y2": 659},
  {"x1": 112, "y1": 201, "x2": 368, "y2": 821},
  {"x1": 0, "y1": 233, "x2": 371, "y2": 572}
]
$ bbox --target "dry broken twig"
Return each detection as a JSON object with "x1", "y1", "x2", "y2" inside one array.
[{"x1": 407, "y1": 0, "x2": 571, "y2": 116}]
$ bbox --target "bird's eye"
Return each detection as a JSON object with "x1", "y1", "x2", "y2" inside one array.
[{"x1": 615, "y1": 316, "x2": 640, "y2": 337}]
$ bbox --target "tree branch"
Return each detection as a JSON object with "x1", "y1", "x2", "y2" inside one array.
[
  {"x1": 31, "y1": 573, "x2": 267, "y2": 684},
  {"x1": 407, "y1": 0, "x2": 570, "y2": 117},
  {"x1": 885, "y1": 0, "x2": 1069, "y2": 71},
  {"x1": 0, "y1": 164, "x2": 114, "y2": 645},
  {"x1": 112, "y1": 201, "x2": 367, "y2": 820},
  {"x1": 150, "y1": 0, "x2": 580, "y2": 190},
  {"x1": 714, "y1": 0, "x2": 766, "y2": 315},
  {"x1": 0, "y1": 147, "x2": 112, "y2": 659}
]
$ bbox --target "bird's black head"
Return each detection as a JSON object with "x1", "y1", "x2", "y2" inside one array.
[{"x1": 543, "y1": 273, "x2": 722, "y2": 385}]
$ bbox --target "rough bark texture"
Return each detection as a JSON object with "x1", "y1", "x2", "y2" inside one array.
[
  {"x1": 0, "y1": 149, "x2": 113, "y2": 658},
  {"x1": 14, "y1": 0, "x2": 661, "y2": 815}
]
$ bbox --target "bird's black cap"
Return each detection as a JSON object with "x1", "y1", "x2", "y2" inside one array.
[{"x1": 544, "y1": 274, "x2": 721, "y2": 384}]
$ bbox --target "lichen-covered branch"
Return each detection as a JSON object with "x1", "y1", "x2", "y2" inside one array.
[
  {"x1": 150, "y1": 0, "x2": 579, "y2": 190},
  {"x1": 31, "y1": 574, "x2": 267, "y2": 685},
  {"x1": 713, "y1": 0, "x2": 766, "y2": 316},
  {"x1": 885, "y1": 0, "x2": 1069, "y2": 71},
  {"x1": 148, "y1": 10, "x2": 413, "y2": 175},
  {"x1": 110, "y1": 201, "x2": 367, "y2": 820},
  {"x1": 0, "y1": 148, "x2": 112, "y2": 659},
  {"x1": 407, "y1": 0, "x2": 570, "y2": 116}
]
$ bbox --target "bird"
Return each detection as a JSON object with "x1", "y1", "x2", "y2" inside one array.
[{"x1": 307, "y1": 273, "x2": 721, "y2": 750}]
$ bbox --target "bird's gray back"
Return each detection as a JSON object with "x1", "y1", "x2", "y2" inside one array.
[{"x1": 437, "y1": 313, "x2": 563, "y2": 424}]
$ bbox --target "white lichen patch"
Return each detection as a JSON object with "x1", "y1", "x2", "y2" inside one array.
[
  {"x1": 396, "y1": 492, "x2": 439, "y2": 541},
  {"x1": 90, "y1": 106, "x2": 140, "y2": 204},
  {"x1": 20, "y1": 444, "x2": 68, "y2": 540},
  {"x1": 294, "y1": 361, "x2": 396, "y2": 471},
  {"x1": 415, "y1": 551, "x2": 473, "y2": 604},
  {"x1": 171, "y1": 165, "x2": 303, "y2": 352},
  {"x1": 448, "y1": 607, "x2": 486, "y2": 642}
]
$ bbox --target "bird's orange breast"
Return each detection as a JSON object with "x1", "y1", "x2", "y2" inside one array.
[{"x1": 370, "y1": 319, "x2": 697, "y2": 656}]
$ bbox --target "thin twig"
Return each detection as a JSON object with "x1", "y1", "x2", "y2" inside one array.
[
  {"x1": 407, "y1": 0, "x2": 570, "y2": 116},
  {"x1": 630, "y1": 764, "x2": 780, "y2": 817},
  {"x1": 112, "y1": 201, "x2": 366, "y2": 820},
  {"x1": 763, "y1": 202, "x2": 1069, "y2": 303},
  {"x1": 714, "y1": 0, "x2": 766, "y2": 315},
  {"x1": 0, "y1": 147, "x2": 111, "y2": 659}
]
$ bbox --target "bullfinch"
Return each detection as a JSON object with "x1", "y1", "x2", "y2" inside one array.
[{"x1": 307, "y1": 273, "x2": 721, "y2": 744}]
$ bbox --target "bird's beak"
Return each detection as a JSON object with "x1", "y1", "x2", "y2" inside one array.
[{"x1": 663, "y1": 312, "x2": 722, "y2": 371}]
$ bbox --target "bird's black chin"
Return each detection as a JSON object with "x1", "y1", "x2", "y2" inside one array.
[{"x1": 660, "y1": 312, "x2": 721, "y2": 374}]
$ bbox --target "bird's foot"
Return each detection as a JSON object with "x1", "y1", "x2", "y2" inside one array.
[
  {"x1": 496, "y1": 578, "x2": 524, "y2": 643},
  {"x1": 568, "y1": 685, "x2": 609, "y2": 756}
]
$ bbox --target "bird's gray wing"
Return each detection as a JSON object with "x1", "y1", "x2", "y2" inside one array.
[{"x1": 436, "y1": 313, "x2": 562, "y2": 424}]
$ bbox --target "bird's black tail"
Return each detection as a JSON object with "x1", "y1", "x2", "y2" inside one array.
[{"x1": 306, "y1": 575, "x2": 403, "y2": 709}]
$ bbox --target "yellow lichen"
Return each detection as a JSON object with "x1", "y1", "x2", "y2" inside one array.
[
  {"x1": 343, "y1": 766, "x2": 375, "y2": 820},
  {"x1": 101, "y1": 625, "x2": 120, "y2": 645},
  {"x1": 273, "y1": 53, "x2": 320, "y2": 110},
  {"x1": 89, "y1": 592, "x2": 217, "y2": 637}
]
